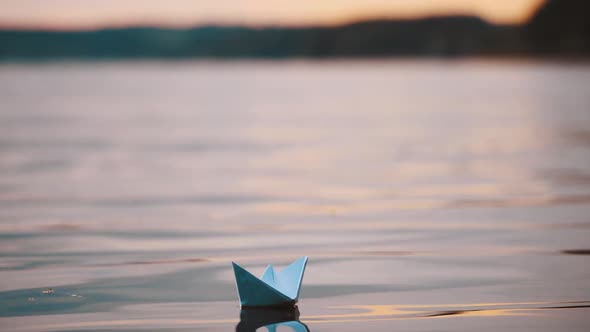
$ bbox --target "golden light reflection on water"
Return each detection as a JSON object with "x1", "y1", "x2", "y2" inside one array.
[
  {"x1": 303, "y1": 302, "x2": 547, "y2": 322},
  {"x1": 250, "y1": 199, "x2": 441, "y2": 216}
]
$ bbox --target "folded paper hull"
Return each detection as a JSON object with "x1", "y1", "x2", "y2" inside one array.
[{"x1": 232, "y1": 257, "x2": 308, "y2": 308}]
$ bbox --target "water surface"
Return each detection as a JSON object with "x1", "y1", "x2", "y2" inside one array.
[{"x1": 0, "y1": 60, "x2": 589, "y2": 331}]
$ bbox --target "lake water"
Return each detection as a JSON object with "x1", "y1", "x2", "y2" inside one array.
[{"x1": 0, "y1": 60, "x2": 589, "y2": 332}]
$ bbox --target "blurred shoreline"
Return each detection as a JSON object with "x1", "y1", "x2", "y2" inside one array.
[{"x1": 1, "y1": 1, "x2": 588, "y2": 62}]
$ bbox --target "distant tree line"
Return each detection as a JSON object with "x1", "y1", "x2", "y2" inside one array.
[{"x1": 0, "y1": 0, "x2": 588, "y2": 60}]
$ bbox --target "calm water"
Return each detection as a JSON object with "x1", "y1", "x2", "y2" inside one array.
[{"x1": 1, "y1": 60, "x2": 589, "y2": 331}]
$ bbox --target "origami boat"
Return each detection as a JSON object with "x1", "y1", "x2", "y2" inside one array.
[{"x1": 232, "y1": 256, "x2": 308, "y2": 307}]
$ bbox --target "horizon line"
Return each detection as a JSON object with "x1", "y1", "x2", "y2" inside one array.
[{"x1": 0, "y1": 13, "x2": 523, "y2": 32}]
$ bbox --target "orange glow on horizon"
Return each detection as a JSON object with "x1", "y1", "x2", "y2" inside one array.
[{"x1": 0, "y1": 0, "x2": 545, "y2": 30}]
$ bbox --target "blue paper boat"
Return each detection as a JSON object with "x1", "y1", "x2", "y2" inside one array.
[{"x1": 232, "y1": 256, "x2": 308, "y2": 307}]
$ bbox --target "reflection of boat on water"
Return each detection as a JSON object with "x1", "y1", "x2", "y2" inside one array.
[{"x1": 236, "y1": 306, "x2": 310, "y2": 332}]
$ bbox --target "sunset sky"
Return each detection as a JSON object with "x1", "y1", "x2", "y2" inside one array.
[{"x1": 0, "y1": 0, "x2": 545, "y2": 30}]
